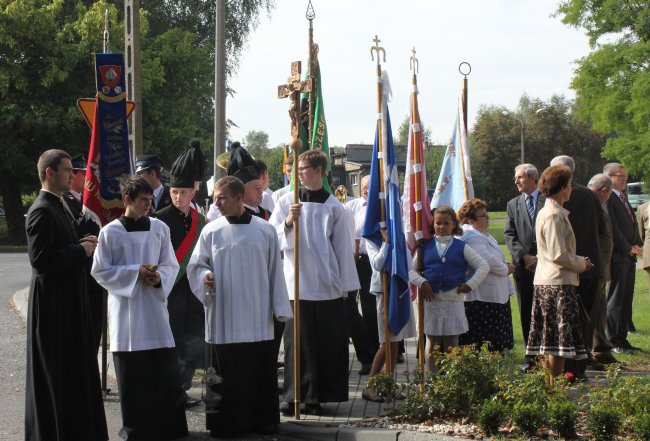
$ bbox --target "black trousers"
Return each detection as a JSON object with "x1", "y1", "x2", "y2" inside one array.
[
  {"x1": 357, "y1": 255, "x2": 379, "y2": 351},
  {"x1": 514, "y1": 270, "x2": 535, "y2": 354},
  {"x1": 607, "y1": 258, "x2": 636, "y2": 346},
  {"x1": 344, "y1": 294, "x2": 375, "y2": 365}
]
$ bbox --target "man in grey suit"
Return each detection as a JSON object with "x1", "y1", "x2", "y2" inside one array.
[
  {"x1": 604, "y1": 163, "x2": 642, "y2": 353},
  {"x1": 505, "y1": 163, "x2": 545, "y2": 367}
]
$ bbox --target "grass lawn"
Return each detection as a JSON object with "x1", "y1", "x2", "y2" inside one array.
[{"x1": 488, "y1": 216, "x2": 650, "y2": 371}]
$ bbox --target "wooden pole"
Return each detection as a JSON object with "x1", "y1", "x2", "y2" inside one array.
[
  {"x1": 371, "y1": 36, "x2": 391, "y2": 375},
  {"x1": 291, "y1": 137, "x2": 301, "y2": 420},
  {"x1": 306, "y1": 1, "x2": 316, "y2": 149},
  {"x1": 410, "y1": 68, "x2": 426, "y2": 392}
]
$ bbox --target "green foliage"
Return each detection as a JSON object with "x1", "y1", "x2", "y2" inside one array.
[
  {"x1": 548, "y1": 400, "x2": 578, "y2": 438},
  {"x1": 512, "y1": 401, "x2": 545, "y2": 436},
  {"x1": 424, "y1": 145, "x2": 445, "y2": 190},
  {"x1": 244, "y1": 130, "x2": 270, "y2": 151},
  {"x1": 471, "y1": 94, "x2": 605, "y2": 210},
  {"x1": 395, "y1": 115, "x2": 433, "y2": 147},
  {"x1": 476, "y1": 399, "x2": 506, "y2": 436},
  {"x1": 587, "y1": 404, "x2": 622, "y2": 441},
  {"x1": 633, "y1": 411, "x2": 650, "y2": 441},
  {"x1": 401, "y1": 389, "x2": 435, "y2": 423},
  {"x1": 366, "y1": 372, "x2": 398, "y2": 400},
  {"x1": 556, "y1": 1, "x2": 650, "y2": 182},
  {"x1": 21, "y1": 192, "x2": 38, "y2": 211}
]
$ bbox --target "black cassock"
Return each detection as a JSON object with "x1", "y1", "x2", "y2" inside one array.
[
  {"x1": 25, "y1": 190, "x2": 107, "y2": 441},
  {"x1": 151, "y1": 204, "x2": 205, "y2": 391}
]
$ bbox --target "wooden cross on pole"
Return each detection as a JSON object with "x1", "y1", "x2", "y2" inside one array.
[
  {"x1": 278, "y1": 61, "x2": 313, "y2": 140},
  {"x1": 277, "y1": 60, "x2": 313, "y2": 420}
]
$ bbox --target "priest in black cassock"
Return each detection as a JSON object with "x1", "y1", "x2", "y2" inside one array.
[
  {"x1": 151, "y1": 141, "x2": 207, "y2": 408},
  {"x1": 269, "y1": 149, "x2": 360, "y2": 416},
  {"x1": 187, "y1": 176, "x2": 292, "y2": 437},
  {"x1": 92, "y1": 176, "x2": 187, "y2": 440},
  {"x1": 62, "y1": 154, "x2": 104, "y2": 352},
  {"x1": 25, "y1": 149, "x2": 108, "y2": 441}
]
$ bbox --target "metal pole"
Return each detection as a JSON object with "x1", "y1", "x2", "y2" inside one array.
[
  {"x1": 214, "y1": 0, "x2": 227, "y2": 180},
  {"x1": 520, "y1": 120, "x2": 525, "y2": 164},
  {"x1": 125, "y1": 0, "x2": 143, "y2": 157}
]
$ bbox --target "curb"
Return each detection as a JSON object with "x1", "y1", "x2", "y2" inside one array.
[
  {"x1": 11, "y1": 287, "x2": 29, "y2": 320},
  {"x1": 278, "y1": 422, "x2": 402, "y2": 441}
]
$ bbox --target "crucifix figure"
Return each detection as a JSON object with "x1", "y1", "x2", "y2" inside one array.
[{"x1": 278, "y1": 61, "x2": 313, "y2": 140}]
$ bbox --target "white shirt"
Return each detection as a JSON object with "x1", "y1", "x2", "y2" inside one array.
[
  {"x1": 271, "y1": 185, "x2": 291, "y2": 208},
  {"x1": 152, "y1": 184, "x2": 165, "y2": 209},
  {"x1": 91, "y1": 218, "x2": 179, "y2": 352},
  {"x1": 186, "y1": 215, "x2": 293, "y2": 344},
  {"x1": 269, "y1": 192, "x2": 361, "y2": 301},
  {"x1": 260, "y1": 188, "x2": 275, "y2": 212},
  {"x1": 345, "y1": 198, "x2": 368, "y2": 255},
  {"x1": 206, "y1": 203, "x2": 222, "y2": 222},
  {"x1": 460, "y1": 224, "x2": 514, "y2": 303}
]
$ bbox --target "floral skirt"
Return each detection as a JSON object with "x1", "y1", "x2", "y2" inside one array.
[
  {"x1": 525, "y1": 285, "x2": 587, "y2": 359},
  {"x1": 459, "y1": 299, "x2": 514, "y2": 352}
]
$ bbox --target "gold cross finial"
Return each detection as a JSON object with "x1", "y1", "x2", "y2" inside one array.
[
  {"x1": 370, "y1": 34, "x2": 386, "y2": 64},
  {"x1": 410, "y1": 46, "x2": 419, "y2": 73}
]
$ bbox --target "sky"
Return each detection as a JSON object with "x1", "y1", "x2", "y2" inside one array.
[{"x1": 225, "y1": 0, "x2": 591, "y2": 148}]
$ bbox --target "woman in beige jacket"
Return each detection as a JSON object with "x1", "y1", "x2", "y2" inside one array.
[{"x1": 525, "y1": 165, "x2": 594, "y2": 384}]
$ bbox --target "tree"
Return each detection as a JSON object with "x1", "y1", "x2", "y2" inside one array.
[
  {"x1": 471, "y1": 94, "x2": 605, "y2": 210},
  {"x1": 244, "y1": 130, "x2": 270, "y2": 154},
  {"x1": 556, "y1": 0, "x2": 650, "y2": 179},
  {"x1": 0, "y1": 0, "x2": 275, "y2": 242}
]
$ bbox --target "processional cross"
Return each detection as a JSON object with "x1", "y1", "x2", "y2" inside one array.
[{"x1": 278, "y1": 61, "x2": 313, "y2": 141}]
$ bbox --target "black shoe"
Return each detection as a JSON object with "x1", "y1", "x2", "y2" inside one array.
[
  {"x1": 587, "y1": 360, "x2": 605, "y2": 372},
  {"x1": 519, "y1": 359, "x2": 536, "y2": 373},
  {"x1": 620, "y1": 340, "x2": 641, "y2": 351},
  {"x1": 280, "y1": 401, "x2": 294, "y2": 417},
  {"x1": 358, "y1": 363, "x2": 372, "y2": 375},
  {"x1": 304, "y1": 403, "x2": 322, "y2": 416},
  {"x1": 593, "y1": 352, "x2": 618, "y2": 364},
  {"x1": 362, "y1": 387, "x2": 386, "y2": 403},
  {"x1": 258, "y1": 424, "x2": 278, "y2": 435},
  {"x1": 397, "y1": 353, "x2": 405, "y2": 364},
  {"x1": 612, "y1": 346, "x2": 632, "y2": 354}
]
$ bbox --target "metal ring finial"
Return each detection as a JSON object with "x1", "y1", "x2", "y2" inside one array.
[
  {"x1": 306, "y1": 0, "x2": 315, "y2": 20},
  {"x1": 370, "y1": 35, "x2": 386, "y2": 63},
  {"x1": 458, "y1": 61, "x2": 471, "y2": 77},
  {"x1": 410, "y1": 47, "x2": 419, "y2": 73}
]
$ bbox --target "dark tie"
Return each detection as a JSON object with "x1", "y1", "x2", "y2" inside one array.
[
  {"x1": 620, "y1": 192, "x2": 634, "y2": 221},
  {"x1": 526, "y1": 195, "x2": 535, "y2": 221}
]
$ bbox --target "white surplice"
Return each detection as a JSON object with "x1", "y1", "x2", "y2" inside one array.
[
  {"x1": 269, "y1": 192, "x2": 360, "y2": 301},
  {"x1": 186, "y1": 215, "x2": 293, "y2": 344},
  {"x1": 91, "y1": 219, "x2": 179, "y2": 352}
]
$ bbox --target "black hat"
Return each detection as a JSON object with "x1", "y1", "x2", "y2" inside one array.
[
  {"x1": 170, "y1": 139, "x2": 206, "y2": 188},
  {"x1": 71, "y1": 154, "x2": 87, "y2": 171},
  {"x1": 135, "y1": 155, "x2": 164, "y2": 174},
  {"x1": 227, "y1": 142, "x2": 259, "y2": 184}
]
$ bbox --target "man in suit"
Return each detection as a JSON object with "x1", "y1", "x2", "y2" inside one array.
[
  {"x1": 505, "y1": 163, "x2": 545, "y2": 368},
  {"x1": 135, "y1": 155, "x2": 171, "y2": 212},
  {"x1": 550, "y1": 156, "x2": 605, "y2": 373},
  {"x1": 25, "y1": 149, "x2": 107, "y2": 441},
  {"x1": 587, "y1": 174, "x2": 617, "y2": 364},
  {"x1": 604, "y1": 162, "x2": 643, "y2": 352},
  {"x1": 638, "y1": 200, "x2": 650, "y2": 289}
]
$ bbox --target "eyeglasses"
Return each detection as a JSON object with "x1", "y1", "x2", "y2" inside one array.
[
  {"x1": 611, "y1": 173, "x2": 628, "y2": 178},
  {"x1": 297, "y1": 165, "x2": 314, "y2": 172}
]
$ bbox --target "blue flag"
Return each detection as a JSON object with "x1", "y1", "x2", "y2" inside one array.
[
  {"x1": 430, "y1": 94, "x2": 474, "y2": 210},
  {"x1": 361, "y1": 71, "x2": 411, "y2": 335}
]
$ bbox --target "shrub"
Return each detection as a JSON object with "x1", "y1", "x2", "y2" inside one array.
[
  {"x1": 587, "y1": 405, "x2": 622, "y2": 441},
  {"x1": 633, "y1": 411, "x2": 650, "y2": 441},
  {"x1": 366, "y1": 372, "x2": 397, "y2": 400},
  {"x1": 477, "y1": 400, "x2": 506, "y2": 436},
  {"x1": 401, "y1": 390, "x2": 435, "y2": 422},
  {"x1": 548, "y1": 400, "x2": 577, "y2": 438},
  {"x1": 512, "y1": 402, "x2": 544, "y2": 436}
]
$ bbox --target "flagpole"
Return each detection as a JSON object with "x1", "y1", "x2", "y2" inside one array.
[
  {"x1": 306, "y1": 1, "x2": 316, "y2": 149},
  {"x1": 458, "y1": 62, "x2": 471, "y2": 201},
  {"x1": 410, "y1": 48, "x2": 425, "y2": 392},
  {"x1": 370, "y1": 35, "x2": 391, "y2": 375}
]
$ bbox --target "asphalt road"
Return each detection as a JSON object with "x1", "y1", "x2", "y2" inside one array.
[{"x1": 0, "y1": 253, "x2": 302, "y2": 441}]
